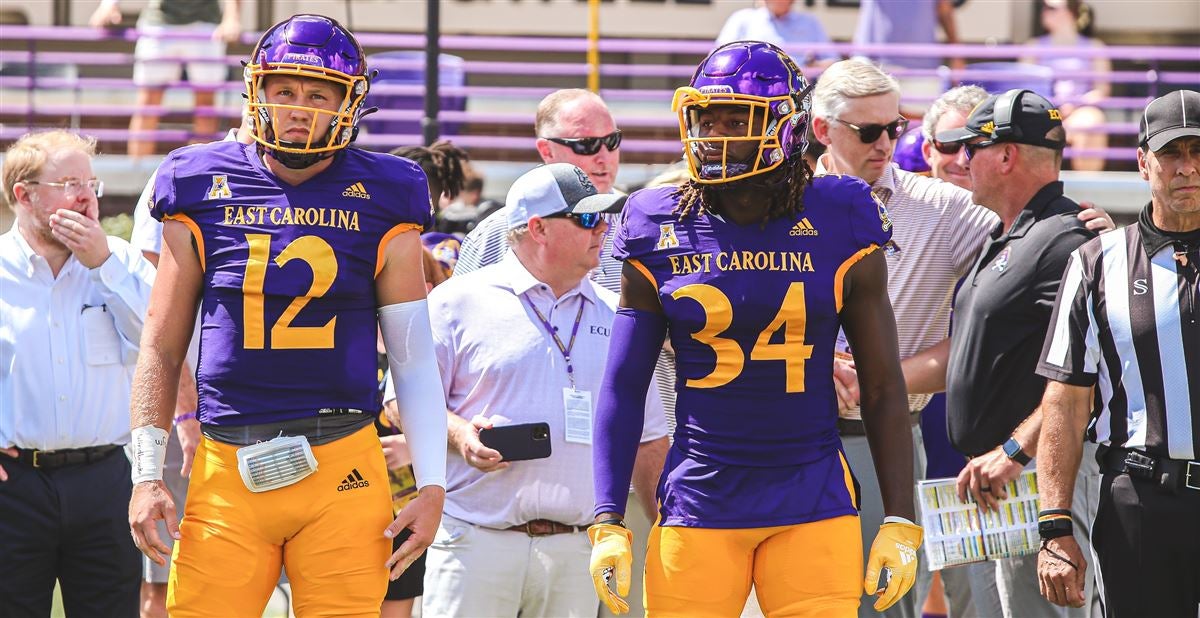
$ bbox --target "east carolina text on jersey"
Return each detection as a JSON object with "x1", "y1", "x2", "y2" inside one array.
[{"x1": 613, "y1": 175, "x2": 890, "y2": 527}]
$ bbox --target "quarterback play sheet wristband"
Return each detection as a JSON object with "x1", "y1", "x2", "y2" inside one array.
[
  {"x1": 593, "y1": 307, "x2": 667, "y2": 518},
  {"x1": 380, "y1": 299, "x2": 448, "y2": 489},
  {"x1": 130, "y1": 425, "x2": 169, "y2": 483}
]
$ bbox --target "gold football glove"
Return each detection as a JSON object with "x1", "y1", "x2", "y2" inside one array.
[
  {"x1": 864, "y1": 520, "x2": 924, "y2": 611},
  {"x1": 588, "y1": 523, "x2": 634, "y2": 615}
]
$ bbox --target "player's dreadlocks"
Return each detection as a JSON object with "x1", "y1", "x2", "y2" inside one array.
[
  {"x1": 390, "y1": 140, "x2": 470, "y2": 200},
  {"x1": 672, "y1": 154, "x2": 815, "y2": 225}
]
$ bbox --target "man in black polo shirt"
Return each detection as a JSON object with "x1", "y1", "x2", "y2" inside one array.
[
  {"x1": 936, "y1": 89, "x2": 1098, "y2": 618},
  {"x1": 1035, "y1": 89, "x2": 1200, "y2": 618}
]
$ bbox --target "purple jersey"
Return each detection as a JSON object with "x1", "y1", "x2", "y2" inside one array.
[
  {"x1": 613, "y1": 176, "x2": 891, "y2": 527},
  {"x1": 152, "y1": 142, "x2": 432, "y2": 426}
]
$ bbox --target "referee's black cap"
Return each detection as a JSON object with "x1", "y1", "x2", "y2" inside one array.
[{"x1": 1139, "y1": 89, "x2": 1200, "y2": 152}]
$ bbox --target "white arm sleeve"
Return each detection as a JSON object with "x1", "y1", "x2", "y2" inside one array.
[{"x1": 379, "y1": 299, "x2": 448, "y2": 489}]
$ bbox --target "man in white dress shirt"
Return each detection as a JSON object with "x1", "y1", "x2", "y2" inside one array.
[{"x1": 0, "y1": 129, "x2": 156, "y2": 616}]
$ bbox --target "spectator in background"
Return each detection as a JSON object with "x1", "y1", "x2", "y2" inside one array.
[
  {"x1": 715, "y1": 0, "x2": 839, "y2": 68},
  {"x1": 922, "y1": 85, "x2": 989, "y2": 190},
  {"x1": 89, "y1": 0, "x2": 241, "y2": 158},
  {"x1": 1025, "y1": 0, "x2": 1111, "y2": 171},
  {"x1": 422, "y1": 164, "x2": 669, "y2": 617},
  {"x1": 0, "y1": 129, "x2": 155, "y2": 616},
  {"x1": 439, "y1": 167, "x2": 486, "y2": 236},
  {"x1": 853, "y1": 0, "x2": 963, "y2": 114},
  {"x1": 390, "y1": 140, "x2": 472, "y2": 235}
]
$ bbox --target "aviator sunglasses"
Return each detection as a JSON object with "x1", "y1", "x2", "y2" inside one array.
[
  {"x1": 544, "y1": 211, "x2": 603, "y2": 229},
  {"x1": 542, "y1": 131, "x2": 623, "y2": 156},
  {"x1": 835, "y1": 117, "x2": 909, "y2": 144}
]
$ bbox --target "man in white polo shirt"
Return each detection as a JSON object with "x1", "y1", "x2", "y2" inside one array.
[{"x1": 422, "y1": 163, "x2": 669, "y2": 617}]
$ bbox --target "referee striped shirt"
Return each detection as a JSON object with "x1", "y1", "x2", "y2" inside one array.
[{"x1": 1037, "y1": 206, "x2": 1199, "y2": 460}]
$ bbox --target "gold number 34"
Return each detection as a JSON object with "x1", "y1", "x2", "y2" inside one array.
[
  {"x1": 242, "y1": 233, "x2": 338, "y2": 350},
  {"x1": 671, "y1": 282, "x2": 814, "y2": 393}
]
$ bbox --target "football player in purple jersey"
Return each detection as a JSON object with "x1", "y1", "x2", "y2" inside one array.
[
  {"x1": 589, "y1": 41, "x2": 923, "y2": 616},
  {"x1": 126, "y1": 14, "x2": 448, "y2": 616}
]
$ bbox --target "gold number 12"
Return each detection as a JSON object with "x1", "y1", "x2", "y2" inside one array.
[{"x1": 242, "y1": 233, "x2": 338, "y2": 350}]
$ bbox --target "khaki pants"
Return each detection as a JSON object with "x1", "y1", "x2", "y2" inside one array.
[{"x1": 423, "y1": 513, "x2": 598, "y2": 617}]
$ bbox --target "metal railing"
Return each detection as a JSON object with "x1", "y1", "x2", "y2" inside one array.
[{"x1": 1, "y1": 25, "x2": 1198, "y2": 161}]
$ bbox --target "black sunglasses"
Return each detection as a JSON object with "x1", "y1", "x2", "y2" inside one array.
[
  {"x1": 835, "y1": 117, "x2": 909, "y2": 144},
  {"x1": 543, "y1": 131, "x2": 622, "y2": 156},
  {"x1": 544, "y1": 211, "x2": 604, "y2": 229},
  {"x1": 932, "y1": 140, "x2": 964, "y2": 156},
  {"x1": 964, "y1": 140, "x2": 999, "y2": 161}
]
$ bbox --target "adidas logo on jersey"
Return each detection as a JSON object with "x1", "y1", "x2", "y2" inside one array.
[
  {"x1": 788, "y1": 218, "x2": 819, "y2": 236},
  {"x1": 337, "y1": 468, "x2": 370, "y2": 492},
  {"x1": 342, "y1": 182, "x2": 371, "y2": 199}
]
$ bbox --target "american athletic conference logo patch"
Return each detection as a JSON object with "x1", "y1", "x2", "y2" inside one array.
[
  {"x1": 206, "y1": 175, "x2": 232, "y2": 200},
  {"x1": 656, "y1": 223, "x2": 679, "y2": 250}
]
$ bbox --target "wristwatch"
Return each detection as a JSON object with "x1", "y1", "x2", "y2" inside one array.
[{"x1": 1002, "y1": 437, "x2": 1031, "y2": 465}]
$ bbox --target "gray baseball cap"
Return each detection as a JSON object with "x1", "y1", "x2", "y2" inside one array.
[{"x1": 505, "y1": 163, "x2": 626, "y2": 230}]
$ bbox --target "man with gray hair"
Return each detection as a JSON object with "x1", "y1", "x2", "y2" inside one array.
[
  {"x1": 810, "y1": 60, "x2": 1111, "y2": 618},
  {"x1": 922, "y1": 85, "x2": 989, "y2": 190},
  {"x1": 421, "y1": 163, "x2": 669, "y2": 617}
]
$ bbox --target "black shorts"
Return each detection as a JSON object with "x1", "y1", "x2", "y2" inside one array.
[{"x1": 384, "y1": 528, "x2": 427, "y2": 601}]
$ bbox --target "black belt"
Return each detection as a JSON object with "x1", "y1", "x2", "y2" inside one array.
[
  {"x1": 837, "y1": 411, "x2": 922, "y2": 437},
  {"x1": 1099, "y1": 446, "x2": 1200, "y2": 493},
  {"x1": 8, "y1": 445, "x2": 121, "y2": 469}
]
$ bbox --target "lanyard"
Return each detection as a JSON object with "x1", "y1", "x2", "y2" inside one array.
[{"x1": 523, "y1": 294, "x2": 586, "y2": 389}]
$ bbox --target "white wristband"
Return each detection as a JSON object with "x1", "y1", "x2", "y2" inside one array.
[
  {"x1": 883, "y1": 515, "x2": 916, "y2": 526},
  {"x1": 130, "y1": 425, "x2": 169, "y2": 484}
]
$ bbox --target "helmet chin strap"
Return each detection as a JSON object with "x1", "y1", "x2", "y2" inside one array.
[
  {"x1": 259, "y1": 121, "x2": 339, "y2": 169},
  {"x1": 268, "y1": 143, "x2": 335, "y2": 169}
]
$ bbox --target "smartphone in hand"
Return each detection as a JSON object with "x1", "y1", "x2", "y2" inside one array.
[{"x1": 478, "y1": 422, "x2": 552, "y2": 462}]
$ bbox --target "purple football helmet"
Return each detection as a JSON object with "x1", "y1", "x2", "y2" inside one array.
[
  {"x1": 893, "y1": 123, "x2": 931, "y2": 174},
  {"x1": 672, "y1": 41, "x2": 812, "y2": 184},
  {"x1": 245, "y1": 14, "x2": 370, "y2": 168}
]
